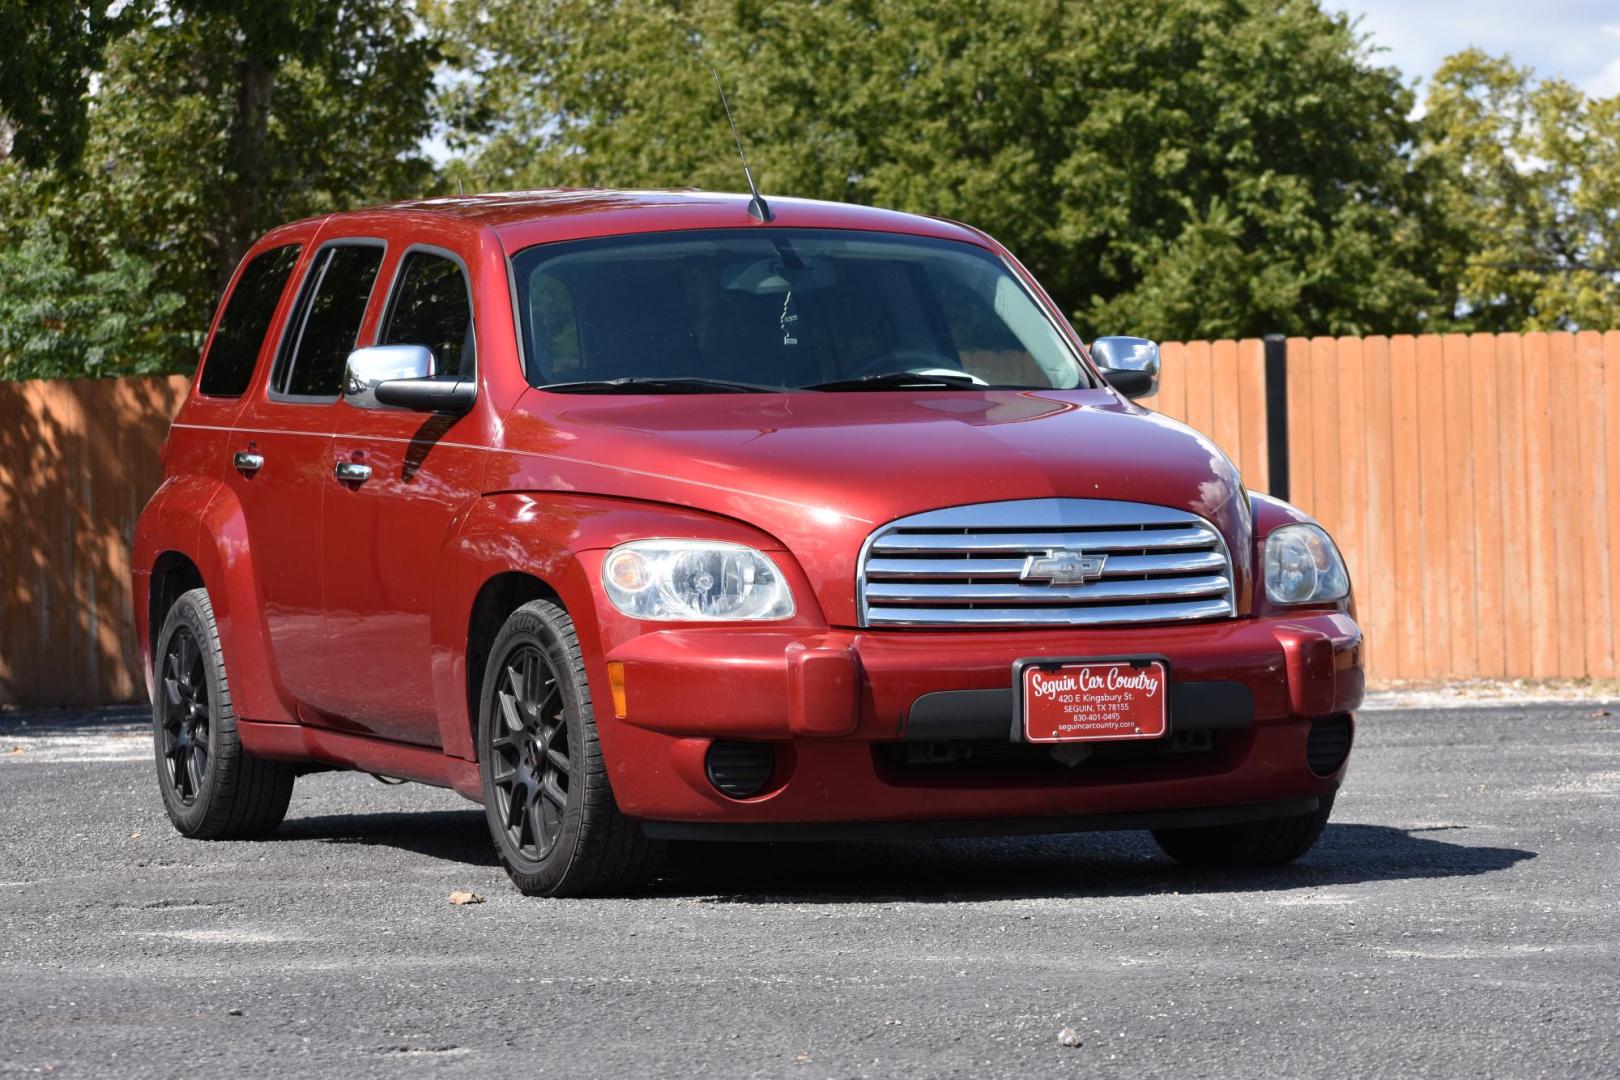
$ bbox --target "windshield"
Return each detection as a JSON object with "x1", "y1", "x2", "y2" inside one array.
[{"x1": 510, "y1": 229, "x2": 1090, "y2": 392}]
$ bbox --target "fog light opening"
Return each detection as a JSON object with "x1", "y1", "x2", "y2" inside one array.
[
  {"x1": 1306, "y1": 715, "x2": 1353, "y2": 776},
  {"x1": 705, "y1": 740, "x2": 776, "y2": 800}
]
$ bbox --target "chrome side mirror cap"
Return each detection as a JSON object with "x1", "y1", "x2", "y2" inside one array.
[
  {"x1": 343, "y1": 345, "x2": 435, "y2": 410},
  {"x1": 1091, "y1": 336, "x2": 1160, "y2": 400}
]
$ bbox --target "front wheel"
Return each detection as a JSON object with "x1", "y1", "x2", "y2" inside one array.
[
  {"x1": 1151, "y1": 797, "x2": 1335, "y2": 868},
  {"x1": 477, "y1": 600, "x2": 661, "y2": 896}
]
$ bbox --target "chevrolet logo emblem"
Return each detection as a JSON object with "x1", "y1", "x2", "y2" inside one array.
[{"x1": 1020, "y1": 549, "x2": 1108, "y2": 586}]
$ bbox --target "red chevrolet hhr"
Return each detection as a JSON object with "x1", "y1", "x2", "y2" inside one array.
[{"x1": 133, "y1": 190, "x2": 1362, "y2": 896}]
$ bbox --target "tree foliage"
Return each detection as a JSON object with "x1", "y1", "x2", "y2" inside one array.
[
  {"x1": 439, "y1": 0, "x2": 1434, "y2": 340},
  {"x1": 0, "y1": 0, "x2": 129, "y2": 171},
  {"x1": 0, "y1": 217, "x2": 183, "y2": 379},
  {"x1": 5, "y1": 0, "x2": 1620, "y2": 380},
  {"x1": 78, "y1": 2, "x2": 441, "y2": 318},
  {"x1": 0, "y1": 0, "x2": 441, "y2": 376},
  {"x1": 1417, "y1": 50, "x2": 1620, "y2": 332}
]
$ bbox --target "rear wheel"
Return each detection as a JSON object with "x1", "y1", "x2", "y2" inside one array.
[
  {"x1": 1151, "y1": 797, "x2": 1335, "y2": 868},
  {"x1": 152, "y1": 588, "x2": 296, "y2": 838},
  {"x1": 477, "y1": 600, "x2": 661, "y2": 896}
]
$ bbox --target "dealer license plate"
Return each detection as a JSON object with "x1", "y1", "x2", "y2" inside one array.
[{"x1": 1019, "y1": 659, "x2": 1170, "y2": 743}]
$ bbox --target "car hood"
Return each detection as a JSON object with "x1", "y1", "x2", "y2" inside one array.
[{"x1": 494, "y1": 389, "x2": 1254, "y2": 625}]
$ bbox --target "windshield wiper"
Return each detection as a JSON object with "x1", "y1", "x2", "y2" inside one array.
[
  {"x1": 539, "y1": 376, "x2": 783, "y2": 394},
  {"x1": 802, "y1": 370, "x2": 983, "y2": 391}
]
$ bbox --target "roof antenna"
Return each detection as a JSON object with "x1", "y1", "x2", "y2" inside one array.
[{"x1": 712, "y1": 68, "x2": 771, "y2": 223}]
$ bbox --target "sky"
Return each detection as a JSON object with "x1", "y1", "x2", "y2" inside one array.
[{"x1": 1329, "y1": 0, "x2": 1620, "y2": 98}]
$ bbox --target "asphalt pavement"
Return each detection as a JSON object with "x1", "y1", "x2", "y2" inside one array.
[{"x1": 1, "y1": 702, "x2": 1616, "y2": 1078}]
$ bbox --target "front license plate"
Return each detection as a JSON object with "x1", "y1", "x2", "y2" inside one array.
[{"x1": 1019, "y1": 659, "x2": 1169, "y2": 743}]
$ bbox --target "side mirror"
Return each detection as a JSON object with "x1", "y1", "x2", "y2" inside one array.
[
  {"x1": 1091, "y1": 336, "x2": 1160, "y2": 400},
  {"x1": 343, "y1": 345, "x2": 474, "y2": 415}
]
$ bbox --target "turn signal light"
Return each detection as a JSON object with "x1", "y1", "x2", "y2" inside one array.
[{"x1": 606, "y1": 661, "x2": 627, "y2": 719}]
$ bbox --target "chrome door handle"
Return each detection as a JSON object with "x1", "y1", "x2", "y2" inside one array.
[
  {"x1": 334, "y1": 461, "x2": 372, "y2": 483},
  {"x1": 233, "y1": 451, "x2": 264, "y2": 473}
]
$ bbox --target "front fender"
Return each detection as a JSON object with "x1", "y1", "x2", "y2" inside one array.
[
  {"x1": 430, "y1": 492, "x2": 816, "y2": 762},
  {"x1": 1249, "y1": 490, "x2": 1316, "y2": 539}
]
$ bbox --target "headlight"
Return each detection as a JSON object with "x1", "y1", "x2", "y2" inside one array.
[
  {"x1": 1263, "y1": 524, "x2": 1350, "y2": 605},
  {"x1": 601, "y1": 540, "x2": 795, "y2": 621}
]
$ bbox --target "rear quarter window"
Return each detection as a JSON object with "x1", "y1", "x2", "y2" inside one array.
[{"x1": 197, "y1": 244, "x2": 302, "y2": 398}]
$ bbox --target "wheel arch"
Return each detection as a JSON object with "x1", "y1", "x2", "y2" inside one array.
[
  {"x1": 463, "y1": 571, "x2": 563, "y2": 757},
  {"x1": 431, "y1": 491, "x2": 783, "y2": 762},
  {"x1": 148, "y1": 550, "x2": 206, "y2": 653}
]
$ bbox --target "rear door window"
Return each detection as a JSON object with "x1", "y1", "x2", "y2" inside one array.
[
  {"x1": 275, "y1": 243, "x2": 385, "y2": 398},
  {"x1": 380, "y1": 251, "x2": 475, "y2": 377},
  {"x1": 198, "y1": 244, "x2": 302, "y2": 398}
]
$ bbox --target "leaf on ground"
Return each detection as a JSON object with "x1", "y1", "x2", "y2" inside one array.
[{"x1": 448, "y1": 891, "x2": 485, "y2": 906}]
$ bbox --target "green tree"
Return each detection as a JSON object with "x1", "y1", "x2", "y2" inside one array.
[
  {"x1": 0, "y1": 0, "x2": 130, "y2": 171},
  {"x1": 0, "y1": 1, "x2": 443, "y2": 377},
  {"x1": 439, "y1": 0, "x2": 1434, "y2": 340},
  {"x1": 0, "y1": 217, "x2": 183, "y2": 379},
  {"x1": 75, "y1": 1, "x2": 443, "y2": 324},
  {"x1": 1417, "y1": 50, "x2": 1620, "y2": 332}
]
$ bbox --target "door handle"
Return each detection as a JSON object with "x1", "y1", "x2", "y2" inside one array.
[
  {"x1": 335, "y1": 461, "x2": 372, "y2": 483},
  {"x1": 233, "y1": 451, "x2": 264, "y2": 473}
]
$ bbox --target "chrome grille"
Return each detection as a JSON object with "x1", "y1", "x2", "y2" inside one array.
[{"x1": 858, "y1": 498, "x2": 1235, "y2": 627}]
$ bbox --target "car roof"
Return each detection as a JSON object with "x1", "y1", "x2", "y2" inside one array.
[{"x1": 279, "y1": 189, "x2": 994, "y2": 254}]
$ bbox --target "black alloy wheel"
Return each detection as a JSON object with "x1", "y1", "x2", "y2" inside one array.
[
  {"x1": 477, "y1": 599, "x2": 661, "y2": 896},
  {"x1": 159, "y1": 626, "x2": 212, "y2": 805},
  {"x1": 151, "y1": 587, "x2": 296, "y2": 839},
  {"x1": 488, "y1": 643, "x2": 572, "y2": 863}
]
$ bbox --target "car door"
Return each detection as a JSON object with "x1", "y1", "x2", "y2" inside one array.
[
  {"x1": 319, "y1": 246, "x2": 488, "y2": 746},
  {"x1": 224, "y1": 239, "x2": 386, "y2": 720},
  {"x1": 182, "y1": 242, "x2": 306, "y2": 484}
]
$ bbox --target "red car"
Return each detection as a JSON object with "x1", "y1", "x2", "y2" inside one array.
[{"x1": 132, "y1": 190, "x2": 1362, "y2": 896}]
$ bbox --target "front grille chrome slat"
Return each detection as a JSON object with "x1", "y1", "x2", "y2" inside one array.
[
  {"x1": 868, "y1": 526, "x2": 1217, "y2": 555},
  {"x1": 864, "y1": 550, "x2": 1230, "y2": 580},
  {"x1": 857, "y1": 498, "x2": 1236, "y2": 628},
  {"x1": 865, "y1": 574, "x2": 1233, "y2": 606},
  {"x1": 867, "y1": 598, "x2": 1235, "y2": 627}
]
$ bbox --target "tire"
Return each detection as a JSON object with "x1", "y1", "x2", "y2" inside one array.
[
  {"x1": 152, "y1": 587, "x2": 296, "y2": 839},
  {"x1": 477, "y1": 600, "x2": 661, "y2": 896},
  {"x1": 1151, "y1": 796, "x2": 1335, "y2": 868}
]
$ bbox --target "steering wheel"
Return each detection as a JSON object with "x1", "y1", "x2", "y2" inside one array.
[{"x1": 844, "y1": 348, "x2": 988, "y2": 384}]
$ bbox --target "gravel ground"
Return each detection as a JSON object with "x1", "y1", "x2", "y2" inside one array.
[{"x1": 1, "y1": 703, "x2": 1616, "y2": 1078}]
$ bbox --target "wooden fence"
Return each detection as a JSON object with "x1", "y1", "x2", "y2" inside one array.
[
  {"x1": 2, "y1": 333, "x2": 1616, "y2": 706},
  {"x1": 1156, "y1": 333, "x2": 1620, "y2": 682},
  {"x1": 0, "y1": 376, "x2": 189, "y2": 707}
]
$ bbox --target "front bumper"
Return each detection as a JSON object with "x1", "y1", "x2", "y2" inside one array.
[{"x1": 597, "y1": 611, "x2": 1362, "y2": 825}]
